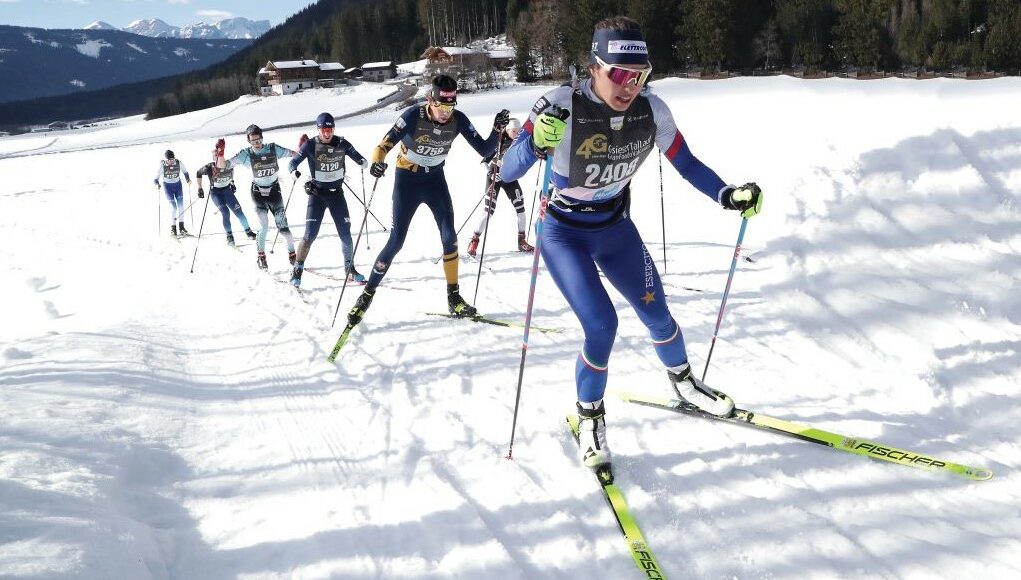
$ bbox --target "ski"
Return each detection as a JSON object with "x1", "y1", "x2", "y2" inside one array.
[
  {"x1": 326, "y1": 323, "x2": 356, "y2": 363},
  {"x1": 566, "y1": 415, "x2": 666, "y2": 579},
  {"x1": 620, "y1": 392, "x2": 993, "y2": 481},
  {"x1": 422, "y1": 311, "x2": 562, "y2": 334}
]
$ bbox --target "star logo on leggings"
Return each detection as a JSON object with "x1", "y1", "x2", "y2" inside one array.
[{"x1": 641, "y1": 291, "x2": 656, "y2": 305}]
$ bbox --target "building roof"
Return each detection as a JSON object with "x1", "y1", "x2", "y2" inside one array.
[
  {"x1": 362, "y1": 61, "x2": 393, "y2": 69},
  {"x1": 271, "y1": 60, "x2": 320, "y2": 69},
  {"x1": 488, "y1": 48, "x2": 515, "y2": 59},
  {"x1": 319, "y1": 62, "x2": 345, "y2": 71}
]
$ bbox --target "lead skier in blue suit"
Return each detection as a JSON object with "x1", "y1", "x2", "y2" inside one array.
[{"x1": 501, "y1": 16, "x2": 764, "y2": 469}]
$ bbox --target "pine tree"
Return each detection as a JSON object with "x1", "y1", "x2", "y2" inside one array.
[
  {"x1": 832, "y1": 0, "x2": 894, "y2": 71},
  {"x1": 679, "y1": 0, "x2": 733, "y2": 72}
]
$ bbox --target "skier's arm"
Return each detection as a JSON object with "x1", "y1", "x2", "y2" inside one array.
[
  {"x1": 195, "y1": 163, "x2": 212, "y2": 189},
  {"x1": 287, "y1": 140, "x2": 312, "y2": 174},
  {"x1": 652, "y1": 96, "x2": 726, "y2": 202},
  {"x1": 154, "y1": 163, "x2": 162, "y2": 187},
  {"x1": 500, "y1": 128, "x2": 539, "y2": 182},
  {"x1": 371, "y1": 109, "x2": 414, "y2": 163},
  {"x1": 341, "y1": 139, "x2": 369, "y2": 168},
  {"x1": 223, "y1": 149, "x2": 249, "y2": 170},
  {"x1": 273, "y1": 144, "x2": 297, "y2": 159},
  {"x1": 455, "y1": 110, "x2": 500, "y2": 159},
  {"x1": 180, "y1": 161, "x2": 191, "y2": 183}
]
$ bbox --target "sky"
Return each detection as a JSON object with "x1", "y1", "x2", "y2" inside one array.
[{"x1": 0, "y1": 0, "x2": 315, "y2": 29}]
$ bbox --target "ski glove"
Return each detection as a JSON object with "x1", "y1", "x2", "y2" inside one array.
[
  {"x1": 370, "y1": 162, "x2": 387, "y2": 178},
  {"x1": 360, "y1": 158, "x2": 369, "y2": 169},
  {"x1": 292, "y1": 170, "x2": 301, "y2": 180},
  {"x1": 721, "y1": 183, "x2": 763, "y2": 218},
  {"x1": 197, "y1": 187, "x2": 205, "y2": 198},
  {"x1": 493, "y1": 109, "x2": 510, "y2": 132},
  {"x1": 531, "y1": 107, "x2": 570, "y2": 157}
]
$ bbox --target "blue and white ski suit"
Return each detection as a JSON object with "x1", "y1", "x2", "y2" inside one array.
[{"x1": 501, "y1": 80, "x2": 732, "y2": 403}]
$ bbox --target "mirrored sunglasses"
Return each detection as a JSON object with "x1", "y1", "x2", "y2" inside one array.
[
  {"x1": 594, "y1": 54, "x2": 651, "y2": 87},
  {"x1": 433, "y1": 102, "x2": 455, "y2": 113}
]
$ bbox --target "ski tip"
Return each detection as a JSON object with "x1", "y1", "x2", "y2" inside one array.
[{"x1": 968, "y1": 468, "x2": 994, "y2": 481}]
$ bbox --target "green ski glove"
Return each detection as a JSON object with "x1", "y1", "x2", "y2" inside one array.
[{"x1": 722, "y1": 183, "x2": 763, "y2": 218}]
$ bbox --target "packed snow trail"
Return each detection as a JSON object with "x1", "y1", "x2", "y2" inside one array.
[{"x1": 2, "y1": 77, "x2": 1020, "y2": 578}]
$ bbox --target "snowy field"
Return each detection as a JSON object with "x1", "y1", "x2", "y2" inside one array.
[{"x1": 1, "y1": 76, "x2": 1020, "y2": 579}]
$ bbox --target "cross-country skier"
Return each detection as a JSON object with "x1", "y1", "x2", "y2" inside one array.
[
  {"x1": 467, "y1": 118, "x2": 535, "y2": 256},
  {"x1": 286, "y1": 112, "x2": 370, "y2": 287},
  {"x1": 346, "y1": 74, "x2": 509, "y2": 329},
  {"x1": 195, "y1": 139, "x2": 257, "y2": 246},
  {"x1": 500, "y1": 16, "x2": 764, "y2": 469},
  {"x1": 154, "y1": 149, "x2": 192, "y2": 237},
  {"x1": 217, "y1": 125, "x2": 299, "y2": 269}
]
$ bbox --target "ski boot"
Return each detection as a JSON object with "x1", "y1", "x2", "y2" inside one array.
[
  {"x1": 467, "y1": 233, "x2": 480, "y2": 257},
  {"x1": 170, "y1": 224, "x2": 178, "y2": 237},
  {"x1": 347, "y1": 288, "x2": 375, "y2": 327},
  {"x1": 346, "y1": 266, "x2": 366, "y2": 284},
  {"x1": 288, "y1": 250, "x2": 297, "y2": 265},
  {"x1": 517, "y1": 233, "x2": 534, "y2": 253},
  {"x1": 256, "y1": 251, "x2": 268, "y2": 270},
  {"x1": 577, "y1": 400, "x2": 611, "y2": 469},
  {"x1": 226, "y1": 233, "x2": 236, "y2": 247},
  {"x1": 177, "y1": 222, "x2": 189, "y2": 236},
  {"x1": 245, "y1": 228, "x2": 257, "y2": 240},
  {"x1": 667, "y1": 363, "x2": 734, "y2": 417},
  {"x1": 290, "y1": 263, "x2": 303, "y2": 287},
  {"x1": 447, "y1": 284, "x2": 478, "y2": 318}
]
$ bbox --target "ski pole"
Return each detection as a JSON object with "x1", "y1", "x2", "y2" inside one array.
[
  {"x1": 525, "y1": 161, "x2": 543, "y2": 240},
  {"x1": 659, "y1": 154, "x2": 667, "y2": 275},
  {"x1": 342, "y1": 179, "x2": 388, "y2": 232},
  {"x1": 189, "y1": 189, "x2": 213, "y2": 273},
  {"x1": 472, "y1": 181, "x2": 497, "y2": 305},
  {"x1": 701, "y1": 217, "x2": 748, "y2": 382},
  {"x1": 187, "y1": 181, "x2": 194, "y2": 227},
  {"x1": 330, "y1": 176, "x2": 380, "y2": 328},
  {"x1": 361, "y1": 168, "x2": 371, "y2": 251},
  {"x1": 270, "y1": 177, "x2": 298, "y2": 254},
  {"x1": 506, "y1": 159, "x2": 554, "y2": 460},
  {"x1": 506, "y1": 107, "x2": 568, "y2": 459},
  {"x1": 157, "y1": 184, "x2": 161, "y2": 237}
]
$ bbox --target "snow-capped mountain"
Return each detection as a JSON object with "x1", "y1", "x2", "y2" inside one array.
[
  {"x1": 122, "y1": 17, "x2": 270, "y2": 40},
  {"x1": 0, "y1": 25, "x2": 252, "y2": 103},
  {"x1": 123, "y1": 18, "x2": 180, "y2": 38},
  {"x1": 83, "y1": 21, "x2": 118, "y2": 31}
]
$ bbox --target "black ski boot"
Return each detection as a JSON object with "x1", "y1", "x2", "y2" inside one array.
[
  {"x1": 257, "y1": 252, "x2": 268, "y2": 270},
  {"x1": 170, "y1": 224, "x2": 178, "y2": 237},
  {"x1": 347, "y1": 288, "x2": 375, "y2": 327},
  {"x1": 290, "y1": 263, "x2": 303, "y2": 287},
  {"x1": 447, "y1": 284, "x2": 478, "y2": 318},
  {"x1": 226, "y1": 233, "x2": 236, "y2": 247},
  {"x1": 177, "y1": 222, "x2": 189, "y2": 236},
  {"x1": 245, "y1": 228, "x2": 257, "y2": 240}
]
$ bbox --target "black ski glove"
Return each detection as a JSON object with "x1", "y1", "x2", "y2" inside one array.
[
  {"x1": 721, "y1": 183, "x2": 763, "y2": 218},
  {"x1": 197, "y1": 187, "x2": 205, "y2": 198},
  {"x1": 370, "y1": 162, "x2": 387, "y2": 178},
  {"x1": 493, "y1": 109, "x2": 510, "y2": 132}
]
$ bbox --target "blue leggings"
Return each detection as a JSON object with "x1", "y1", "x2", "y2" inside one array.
[
  {"x1": 210, "y1": 187, "x2": 251, "y2": 235},
  {"x1": 301, "y1": 187, "x2": 353, "y2": 268},
  {"x1": 541, "y1": 214, "x2": 688, "y2": 403},
  {"x1": 367, "y1": 168, "x2": 456, "y2": 288},
  {"x1": 163, "y1": 182, "x2": 184, "y2": 222}
]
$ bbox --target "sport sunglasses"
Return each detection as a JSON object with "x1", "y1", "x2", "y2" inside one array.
[{"x1": 594, "y1": 54, "x2": 652, "y2": 87}]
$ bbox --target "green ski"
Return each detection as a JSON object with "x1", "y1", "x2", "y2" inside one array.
[
  {"x1": 567, "y1": 415, "x2": 666, "y2": 579},
  {"x1": 326, "y1": 323, "x2": 356, "y2": 363},
  {"x1": 620, "y1": 392, "x2": 993, "y2": 481}
]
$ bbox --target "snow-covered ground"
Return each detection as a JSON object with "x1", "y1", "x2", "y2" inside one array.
[{"x1": 1, "y1": 76, "x2": 1020, "y2": 579}]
